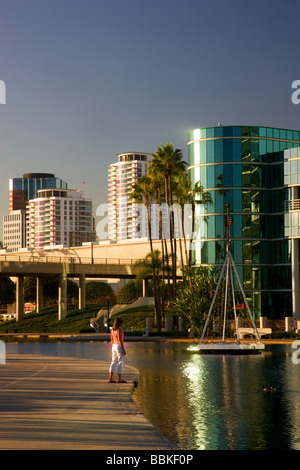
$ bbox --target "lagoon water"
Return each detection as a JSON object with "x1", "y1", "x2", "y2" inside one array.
[{"x1": 6, "y1": 341, "x2": 300, "y2": 450}]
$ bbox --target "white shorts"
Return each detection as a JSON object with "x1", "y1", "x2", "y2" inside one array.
[{"x1": 109, "y1": 344, "x2": 125, "y2": 374}]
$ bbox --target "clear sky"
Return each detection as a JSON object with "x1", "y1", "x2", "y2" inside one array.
[{"x1": 1, "y1": 0, "x2": 300, "y2": 234}]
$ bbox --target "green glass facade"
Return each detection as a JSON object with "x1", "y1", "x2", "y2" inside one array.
[{"x1": 188, "y1": 125, "x2": 300, "y2": 319}]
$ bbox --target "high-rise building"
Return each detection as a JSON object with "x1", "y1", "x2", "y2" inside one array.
[
  {"x1": 3, "y1": 173, "x2": 68, "y2": 251},
  {"x1": 3, "y1": 210, "x2": 26, "y2": 251},
  {"x1": 284, "y1": 146, "x2": 300, "y2": 323},
  {"x1": 187, "y1": 125, "x2": 300, "y2": 319},
  {"x1": 108, "y1": 152, "x2": 153, "y2": 240},
  {"x1": 26, "y1": 188, "x2": 96, "y2": 249},
  {"x1": 9, "y1": 173, "x2": 68, "y2": 212}
]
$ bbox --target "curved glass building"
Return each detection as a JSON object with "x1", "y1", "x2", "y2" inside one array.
[{"x1": 188, "y1": 125, "x2": 300, "y2": 319}]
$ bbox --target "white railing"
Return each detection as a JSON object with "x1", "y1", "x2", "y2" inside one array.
[
  {"x1": 285, "y1": 199, "x2": 300, "y2": 211},
  {"x1": 0, "y1": 255, "x2": 139, "y2": 265}
]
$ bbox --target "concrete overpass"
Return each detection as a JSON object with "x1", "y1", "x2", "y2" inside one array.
[
  {"x1": 0, "y1": 256, "x2": 142, "y2": 322},
  {"x1": 0, "y1": 239, "x2": 186, "y2": 322}
]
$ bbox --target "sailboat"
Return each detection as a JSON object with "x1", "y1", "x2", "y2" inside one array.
[{"x1": 197, "y1": 206, "x2": 265, "y2": 354}]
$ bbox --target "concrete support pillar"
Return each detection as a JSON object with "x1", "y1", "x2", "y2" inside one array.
[
  {"x1": 16, "y1": 276, "x2": 24, "y2": 322},
  {"x1": 285, "y1": 316, "x2": 294, "y2": 331},
  {"x1": 143, "y1": 278, "x2": 149, "y2": 297},
  {"x1": 58, "y1": 273, "x2": 67, "y2": 320},
  {"x1": 178, "y1": 317, "x2": 184, "y2": 332},
  {"x1": 79, "y1": 274, "x2": 86, "y2": 310},
  {"x1": 260, "y1": 317, "x2": 268, "y2": 328},
  {"x1": 146, "y1": 317, "x2": 152, "y2": 332},
  {"x1": 291, "y1": 238, "x2": 300, "y2": 325},
  {"x1": 36, "y1": 277, "x2": 43, "y2": 313}
]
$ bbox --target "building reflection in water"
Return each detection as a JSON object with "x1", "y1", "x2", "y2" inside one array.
[{"x1": 132, "y1": 343, "x2": 300, "y2": 450}]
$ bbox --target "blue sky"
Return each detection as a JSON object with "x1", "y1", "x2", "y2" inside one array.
[{"x1": 1, "y1": 0, "x2": 300, "y2": 232}]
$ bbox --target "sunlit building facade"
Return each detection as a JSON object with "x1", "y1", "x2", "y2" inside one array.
[
  {"x1": 284, "y1": 146, "x2": 300, "y2": 323},
  {"x1": 108, "y1": 152, "x2": 154, "y2": 240},
  {"x1": 3, "y1": 173, "x2": 68, "y2": 251},
  {"x1": 26, "y1": 188, "x2": 96, "y2": 249},
  {"x1": 188, "y1": 125, "x2": 300, "y2": 319}
]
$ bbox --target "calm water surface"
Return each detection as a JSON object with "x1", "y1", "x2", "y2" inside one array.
[{"x1": 6, "y1": 341, "x2": 300, "y2": 450}]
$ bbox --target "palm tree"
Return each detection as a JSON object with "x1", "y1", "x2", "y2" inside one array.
[
  {"x1": 129, "y1": 175, "x2": 155, "y2": 252},
  {"x1": 173, "y1": 171, "x2": 191, "y2": 275},
  {"x1": 149, "y1": 144, "x2": 187, "y2": 297},
  {"x1": 134, "y1": 250, "x2": 163, "y2": 332}
]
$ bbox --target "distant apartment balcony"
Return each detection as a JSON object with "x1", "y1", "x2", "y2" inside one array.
[
  {"x1": 285, "y1": 199, "x2": 300, "y2": 211},
  {"x1": 284, "y1": 199, "x2": 300, "y2": 238}
]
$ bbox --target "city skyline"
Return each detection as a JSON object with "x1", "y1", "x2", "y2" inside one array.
[{"x1": 1, "y1": 0, "x2": 300, "y2": 235}]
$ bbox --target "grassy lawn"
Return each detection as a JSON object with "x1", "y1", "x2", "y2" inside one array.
[{"x1": 0, "y1": 304, "x2": 156, "y2": 334}]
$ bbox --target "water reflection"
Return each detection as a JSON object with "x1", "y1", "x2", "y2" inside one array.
[{"x1": 6, "y1": 341, "x2": 300, "y2": 450}]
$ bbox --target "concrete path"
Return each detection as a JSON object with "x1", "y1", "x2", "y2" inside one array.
[{"x1": 0, "y1": 353, "x2": 176, "y2": 450}]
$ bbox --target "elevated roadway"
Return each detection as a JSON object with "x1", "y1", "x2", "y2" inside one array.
[{"x1": 0, "y1": 239, "x2": 185, "y2": 322}]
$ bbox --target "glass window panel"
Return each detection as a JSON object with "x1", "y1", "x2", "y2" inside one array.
[
  {"x1": 273, "y1": 140, "x2": 280, "y2": 152},
  {"x1": 251, "y1": 166, "x2": 260, "y2": 187},
  {"x1": 199, "y1": 141, "x2": 206, "y2": 164},
  {"x1": 242, "y1": 215, "x2": 251, "y2": 238},
  {"x1": 259, "y1": 139, "x2": 266, "y2": 157},
  {"x1": 241, "y1": 127, "x2": 251, "y2": 137},
  {"x1": 273, "y1": 129, "x2": 280, "y2": 139},
  {"x1": 224, "y1": 164, "x2": 232, "y2": 186},
  {"x1": 200, "y1": 243, "x2": 208, "y2": 264},
  {"x1": 280, "y1": 129, "x2": 287, "y2": 140},
  {"x1": 215, "y1": 164, "x2": 223, "y2": 187},
  {"x1": 242, "y1": 190, "x2": 251, "y2": 212},
  {"x1": 200, "y1": 166, "x2": 207, "y2": 187},
  {"x1": 232, "y1": 189, "x2": 242, "y2": 212},
  {"x1": 224, "y1": 189, "x2": 232, "y2": 207},
  {"x1": 259, "y1": 127, "x2": 266, "y2": 137},
  {"x1": 267, "y1": 140, "x2": 273, "y2": 153},
  {"x1": 242, "y1": 165, "x2": 251, "y2": 187},
  {"x1": 233, "y1": 127, "x2": 241, "y2": 136},
  {"x1": 207, "y1": 215, "x2": 215, "y2": 238},
  {"x1": 214, "y1": 139, "x2": 223, "y2": 163},
  {"x1": 207, "y1": 165, "x2": 214, "y2": 188},
  {"x1": 232, "y1": 214, "x2": 242, "y2": 236},
  {"x1": 232, "y1": 138, "x2": 241, "y2": 161},
  {"x1": 214, "y1": 127, "x2": 223, "y2": 137},
  {"x1": 188, "y1": 144, "x2": 194, "y2": 166},
  {"x1": 207, "y1": 128, "x2": 214, "y2": 138},
  {"x1": 280, "y1": 141, "x2": 288, "y2": 151},
  {"x1": 223, "y1": 127, "x2": 232, "y2": 137},
  {"x1": 215, "y1": 215, "x2": 224, "y2": 238},
  {"x1": 224, "y1": 139, "x2": 233, "y2": 162},
  {"x1": 293, "y1": 131, "x2": 300, "y2": 141},
  {"x1": 206, "y1": 140, "x2": 214, "y2": 163},
  {"x1": 287, "y1": 130, "x2": 293, "y2": 140},
  {"x1": 232, "y1": 240, "x2": 243, "y2": 263},
  {"x1": 241, "y1": 139, "x2": 251, "y2": 162},
  {"x1": 200, "y1": 129, "x2": 206, "y2": 139},
  {"x1": 207, "y1": 241, "x2": 216, "y2": 264},
  {"x1": 251, "y1": 140, "x2": 259, "y2": 162},
  {"x1": 233, "y1": 164, "x2": 242, "y2": 186},
  {"x1": 215, "y1": 192, "x2": 223, "y2": 213},
  {"x1": 266, "y1": 128, "x2": 273, "y2": 138}
]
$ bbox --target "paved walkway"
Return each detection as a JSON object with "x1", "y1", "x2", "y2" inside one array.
[{"x1": 0, "y1": 353, "x2": 176, "y2": 450}]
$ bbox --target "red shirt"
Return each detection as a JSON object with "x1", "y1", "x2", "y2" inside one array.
[{"x1": 111, "y1": 328, "x2": 124, "y2": 345}]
